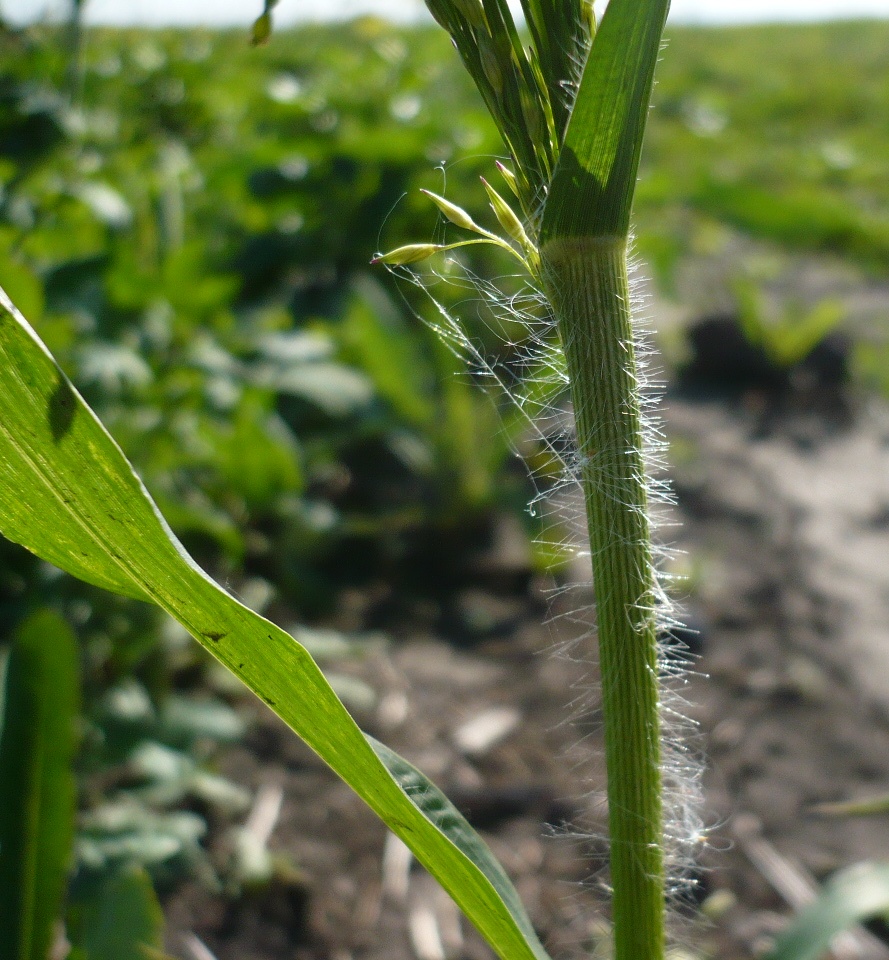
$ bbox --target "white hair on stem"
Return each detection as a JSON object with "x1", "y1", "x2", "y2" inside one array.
[{"x1": 387, "y1": 220, "x2": 706, "y2": 932}]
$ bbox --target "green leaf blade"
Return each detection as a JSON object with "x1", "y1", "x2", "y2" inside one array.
[
  {"x1": 0, "y1": 289, "x2": 552, "y2": 960},
  {"x1": 0, "y1": 610, "x2": 80, "y2": 960},
  {"x1": 370, "y1": 738, "x2": 545, "y2": 951},
  {"x1": 541, "y1": 0, "x2": 671, "y2": 243}
]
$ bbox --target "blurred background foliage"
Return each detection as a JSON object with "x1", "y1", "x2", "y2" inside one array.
[{"x1": 3, "y1": 10, "x2": 889, "y2": 947}]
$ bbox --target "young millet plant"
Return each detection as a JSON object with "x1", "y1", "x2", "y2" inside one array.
[
  {"x1": 0, "y1": 4, "x2": 697, "y2": 960},
  {"x1": 376, "y1": 2, "x2": 697, "y2": 959}
]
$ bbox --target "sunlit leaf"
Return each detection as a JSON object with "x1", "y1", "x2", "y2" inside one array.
[
  {"x1": 0, "y1": 288, "x2": 552, "y2": 960},
  {"x1": 541, "y1": 0, "x2": 671, "y2": 242}
]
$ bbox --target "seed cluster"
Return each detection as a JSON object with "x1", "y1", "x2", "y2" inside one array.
[{"x1": 423, "y1": 0, "x2": 594, "y2": 222}]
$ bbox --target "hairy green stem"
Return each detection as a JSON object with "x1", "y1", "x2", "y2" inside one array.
[{"x1": 542, "y1": 236, "x2": 664, "y2": 960}]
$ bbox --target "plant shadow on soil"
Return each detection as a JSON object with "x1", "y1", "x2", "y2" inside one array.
[{"x1": 163, "y1": 314, "x2": 889, "y2": 960}]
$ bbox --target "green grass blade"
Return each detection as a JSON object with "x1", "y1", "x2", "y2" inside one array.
[
  {"x1": 0, "y1": 610, "x2": 80, "y2": 960},
  {"x1": 0, "y1": 289, "x2": 552, "y2": 960},
  {"x1": 518, "y1": 0, "x2": 592, "y2": 139},
  {"x1": 541, "y1": 0, "x2": 671, "y2": 242},
  {"x1": 766, "y1": 863, "x2": 889, "y2": 960}
]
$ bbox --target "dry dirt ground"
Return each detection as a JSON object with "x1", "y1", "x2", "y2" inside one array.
[{"x1": 164, "y1": 382, "x2": 889, "y2": 960}]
